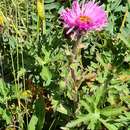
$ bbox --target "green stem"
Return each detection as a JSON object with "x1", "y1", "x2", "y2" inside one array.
[
  {"x1": 70, "y1": 35, "x2": 82, "y2": 98},
  {"x1": 72, "y1": 35, "x2": 82, "y2": 60}
]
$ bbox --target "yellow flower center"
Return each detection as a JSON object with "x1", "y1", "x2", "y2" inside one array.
[{"x1": 79, "y1": 16, "x2": 91, "y2": 23}]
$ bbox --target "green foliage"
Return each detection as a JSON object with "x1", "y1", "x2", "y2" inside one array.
[
  {"x1": 40, "y1": 66, "x2": 52, "y2": 86},
  {"x1": 28, "y1": 115, "x2": 38, "y2": 130},
  {"x1": 35, "y1": 97, "x2": 45, "y2": 130}
]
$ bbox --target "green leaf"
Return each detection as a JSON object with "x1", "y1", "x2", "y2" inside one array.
[
  {"x1": 124, "y1": 112, "x2": 130, "y2": 120},
  {"x1": 0, "y1": 107, "x2": 3, "y2": 115},
  {"x1": 35, "y1": 47, "x2": 51, "y2": 66},
  {"x1": 17, "y1": 68, "x2": 26, "y2": 80},
  {"x1": 0, "y1": 108, "x2": 12, "y2": 125},
  {"x1": 100, "y1": 107, "x2": 125, "y2": 117},
  {"x1": 80, "y1": 100, "x2": 92, "y2": 113},
  {"x1": 40, "y1": 66, "x2": 52, "y2": 86},
  {"x1": 87, "y1": 113, "x2": 100, "y2": 130},
  {"x1": 88, "y1": 120, "x2": 96, "y2": 130},
  {"x1": 2, "y1": 110, "x2": 12, "y2": 125},
  {"x1": 100, "y1": 119, "x2": 118, "y2": 130},
  {"x1": 35, "y1": 97, "x2": 45, "y2": 130},
  {"x1": 28, "y1": 115, "x2": 38, "y2": 130},
  {"x1": 45, "y1": 0, "x2": 55, "y2": 4},
  {"x1": 45, "y1": 2, "x2": 60, "y2": 10},
  {"x1": 35, "y1": 56, "x2": 45, "y2": 66},
  {"x1": 52, "y1": 99, "x2": 68, "y2": 115},
  {"x1": 118, "y1": 33, "x2": 130, "y2": 49},
  {"x1": 66, "y1": 115, "x2": 89, "y2": 128},
  {"x1": 9, "y1": 36, "x2": 16, "y2": 49},
  {"x1": 0, "y1": 78, "x2": 8, "y2": 98},
  {"x1": 111, "y1": 0, "x2": 121, "y2": 11},
  {"x1": 96, "y1": 53, "x2": 106, "y2": 67},
  {"x1": 57, "y1": 103, "x2": 68, "y2": 115},
  {"x1": 42, "y1": 47, "x2": 51, "y2": 64},
  {"x1": 105, "y1": 123, "x2": 118, "y2": 130},
  {"x1": 94, "y1": 86, "x2": 104, "y2": 107}
]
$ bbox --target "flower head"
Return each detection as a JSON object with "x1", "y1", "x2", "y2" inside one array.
[
  {"x1": 0, "y1": 15, "x2": 4, "y2": 25},
  {"x1": 60, "y1": 0, "x2": 108, "y2": 34},
  {"x1": 0, "y1": 15, "x2": 4, "y2": 32}
]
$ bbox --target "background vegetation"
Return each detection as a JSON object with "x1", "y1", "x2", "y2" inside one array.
[{"x1": 0, "y1": 0, "x2": 130, "y2": 129}]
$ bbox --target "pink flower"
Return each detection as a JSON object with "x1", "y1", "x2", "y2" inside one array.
[{"x1": 60, "y1": 0, "x2": 108, "y2": 34}]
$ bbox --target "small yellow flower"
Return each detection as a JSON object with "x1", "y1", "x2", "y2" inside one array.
[
  {"x1": 37, "y1": 0, "x2": 45, "y2": 20},
  {"x1": 0, "y1": 15, "x2": 4, "y2": 25},
  {"x1": 20, "y1": 90, "x2": 32, "y2": 98}
]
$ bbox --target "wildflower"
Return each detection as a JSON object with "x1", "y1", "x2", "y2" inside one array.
[
  {"x1": 0, "y1": 15, "x2": 4, "y2": 25},
  {"x1": 37, "y1": 0, "x2": 45, "y2": 20},
  {"x1": 37, "y1": 0, "x2": 46, "y2": 34},
  {"x1": 0, "y1": 15, "x2": 4, "y2": 32},
  {"x1": 60, "y1": 0, "x2": 108, "y2": 34}
]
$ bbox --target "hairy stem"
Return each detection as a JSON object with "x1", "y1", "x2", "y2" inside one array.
[
  {"x1": 70, "y1": 35, "x2": 82, "y2": 94},
  {"x1": 72, "y1": 35, "x2": 82, "y2": 60}
]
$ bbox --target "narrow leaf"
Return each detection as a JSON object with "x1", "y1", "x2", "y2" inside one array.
[
  {"x1": 35, "y1": 97, "x2": 45, "y2": 130},
  {"x1": 100, "y1": 106, "x2": 125, "y2": 117},
  {"x1": 28, "y1": 115, "x2": 38, "y2": 130}
]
